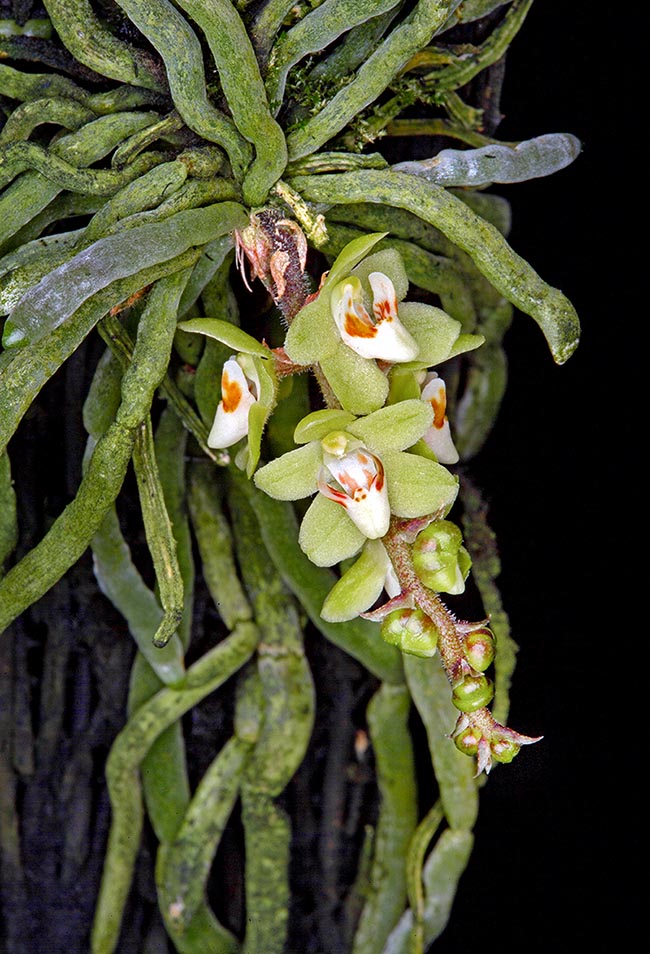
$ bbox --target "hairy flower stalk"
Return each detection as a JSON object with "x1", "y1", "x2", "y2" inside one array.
[
  {"x1": 381, "y1": 517, "x2": 540, "y2": 774},
  {"x1": 382, "y1": 517, "x2": 467, "y2": 678}
]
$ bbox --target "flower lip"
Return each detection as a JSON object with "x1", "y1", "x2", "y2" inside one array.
[
  {"x1": 420, "y1": 372, "x2": 459, "y2": 464},
  {"x1": 207, "y1": 356, "x2": 259, "y2": 449},
  {"x1": 332, "y1": 273, "x2": 419, "y2": 363},
  {"x1": 318, "y1": 445, "x2": 390, "y2": 539}
]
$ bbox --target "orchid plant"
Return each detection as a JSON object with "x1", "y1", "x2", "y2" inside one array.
[
  {"x1": 186, "y1": 225, "x2": 539, "y2": 775},
  {"x1": 0, "y1": 2, "x2": 581, "y2": 953}
]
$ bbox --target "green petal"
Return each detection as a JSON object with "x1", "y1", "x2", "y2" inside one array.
[
  {"x1": 383, "y1": 450, "x2": 459, "y2": 518},
  {"x1": 298, "y1": 494, "x2": 365, "y2": 567},
  {"x1": 253, "y1": 441, "x2": 321, "y2": 500},
  {"x1": 321, "y1": 540, "x2": 390, "y2": 622},
  {"x1": 352, "y1": 247, "x2": 409, "y2": 303},
  {"x1": 347, "y1": 399, "x2": 433, "y2": 454},
  {"x1": 293, "y1": 408, "x2": 357, "y2": 444},
  {"x1": 177, "y1": 317, "x2": 269, "y2": 356},
  {"x1": 320, "y1": 343, "x2": 389, "y2": 414},
  {"x1": 396, "y1": 301, "x2": 462, "y2": 369}
]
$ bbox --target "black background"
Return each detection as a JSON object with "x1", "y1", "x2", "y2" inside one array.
[{"x1": 432, "y1": 3, "x2": 631, "y2": 952}]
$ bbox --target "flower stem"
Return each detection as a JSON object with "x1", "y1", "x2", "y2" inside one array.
[{"x1": 383, "y1": 520, "x2": 465, "y2": 682}]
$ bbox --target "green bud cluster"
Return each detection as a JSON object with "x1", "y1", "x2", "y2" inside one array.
[
  {"x1": 449, "y1": 627, "x2": 497, "y2": 715},
  {"x1": 452, "y1": 719, "x2": 522, "y2": 765}
]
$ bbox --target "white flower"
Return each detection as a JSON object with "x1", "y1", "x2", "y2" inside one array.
[
  {"x1": 207, "y1": 356, "x2": 259, "y2": 449},
  {"x1": 420, "y1": 372, "x2": 459, "y2": 464},
  {"x1": 332, "y1": 272, "x2": 419, "y2": 362},
  {"x1": 317, "y1": 444, "x2": 391, "y2": 539}
]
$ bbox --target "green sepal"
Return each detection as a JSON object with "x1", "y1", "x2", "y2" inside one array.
[
  {"x1": 253, "y1": 441, "x2": 322, "y2": 500},
  {"x1": 347, "y1": 399, "x2": 433, "y2": 454},
  {"x1": 387, "y1": 367, "x2": 423, "y2": 404},
  {"x1": 283, "y1": 294, "x2": 339, "y2": 365},
  {"x1": 382, "y1": 451, "x2": 458, "y2": 518},
  {"x1": 177, "y1": 317, "x2": 269, "y2": 357},
  {"x1": 449, "y1": 332, "x2": 485, "y2": 359},
  {"x1": 293, "y1": 408, "x2": 357, "y2": 444},
  {"x1": 284, "y1": 232, "x2": 387, "y2": 366},
  {"x1": 351, "y1": 247, "x2": 409, "y2": 303},
  {"x1": 298, "y1": 494, "x2": 365, "y2": 567},
  {"x1": 320, "y1": 540, "x2": 389, "y2": 622},
  {"x1": 320, "y1": 343, "x2": 389, "y2": 414}
]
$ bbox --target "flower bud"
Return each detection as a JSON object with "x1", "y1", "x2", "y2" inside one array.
[
  {"x1": 453, "y1": 725, "x2": 482, "y2": 756},
  {"x1": 490, "y1": 738, "x2": 521, "y2": 764},
  {"x1": 451, "y1": 673, "x2": 494, "y2": 713},
  {"x1": 412, "y1": 520, "x2": 471, "y2": 595},
  {"x1": 464, "y1": 628, "x2": 495, "y2": 672},
  {"x1": 380, "y1": 607, "x2": 439, "y2": 657}
]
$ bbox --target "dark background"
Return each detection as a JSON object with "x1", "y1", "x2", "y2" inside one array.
[
  {"x1": 434, "y1": 3, "x2": 631, "y2": 952},
  {"x1": 0, "y1": 3, "x2": 630, "y2": 951}
]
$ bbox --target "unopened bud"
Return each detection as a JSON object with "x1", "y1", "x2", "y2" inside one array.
[
  {"x1": 412, "y1": 520, "x2": 471, "y2": 595},
  {"x1": 452, "y1": 673, "x2": 494, "y2": 713},
  {"x1": 453, "y1": 725, "x2": 482, "y2": 756},
  {"x1": 464, "y1": 628, "x2": 495, "y2": 672},
  {"x1": 490, "y1": 737, "x2": 521, "y2": 764},
  {"x1": 380, "y1": 608, "x2": 439, "y2": 657}
]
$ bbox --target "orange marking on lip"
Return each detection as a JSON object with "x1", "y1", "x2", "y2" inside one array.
[
  {"x1": 337, "y1": 471, "x2": 358, "y2": 494},
  {"x1": 221, "y1": 372, "x2": 243, "y2": 413},
  {"x1": 430, "y1": 393, "x2": 446, "y2": 428},
  {"x1": 344, "y1": 299, "x2": 377, "y2": 338},
  {"x1": 344, "y1": 305, "x2": 377, "y2": 339},
  {"x1": 373, "y1": 295, "x2": 397, "y2": 323}
]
